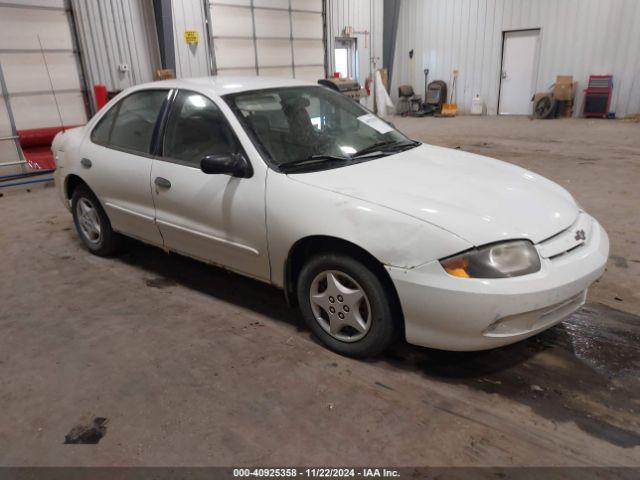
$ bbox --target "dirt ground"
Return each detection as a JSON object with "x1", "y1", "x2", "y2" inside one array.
[{"x1": 0, "y1": 116, "x2": 639, "y2": 467}]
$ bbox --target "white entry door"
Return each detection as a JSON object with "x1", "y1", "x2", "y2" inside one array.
[{"x1": 499, "y1": 30, "x2": 540, "y2": 115}]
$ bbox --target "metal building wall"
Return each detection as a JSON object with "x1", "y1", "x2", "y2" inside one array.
[
  {"x1": 71, "y1": 0, "x2": 161, "y2": 106},
  {"x1": 392, "y1": 0, "x2": 640, "y2": 117},
  {"x1": 326, "y1": 0, "x2": 384, "y2": 83},
  {"x1": 171, "y1": 0, "x2": 211, "y2": 78}
]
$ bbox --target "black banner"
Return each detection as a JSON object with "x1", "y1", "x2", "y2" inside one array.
[{"x1": 0, "y1": 468, "x2": 638, "y2": 480}]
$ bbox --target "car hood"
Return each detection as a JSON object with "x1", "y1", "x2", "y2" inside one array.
[{"x1": 289, "y1": 144, "x2": 579, "y2": 246}]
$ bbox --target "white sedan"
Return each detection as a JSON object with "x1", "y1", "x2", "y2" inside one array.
[{"x1": 53, "y1": 77, "x2": 609, "y2": 357}]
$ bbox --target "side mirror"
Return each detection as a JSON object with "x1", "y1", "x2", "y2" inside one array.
[{"x1": 200, "y1": 153, "x2": 252, "y2": 178}]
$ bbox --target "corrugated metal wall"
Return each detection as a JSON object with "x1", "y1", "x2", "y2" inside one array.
[
  {"x1": 392, "y1": 0, "x2": 640, "y2": 117},
  {"x1": 326, "y1": 0, "x2": 384, "y2": 82},
  {"x1": 171, "y1": 0, "x2": 211, "y2": 78},
  {"x1": 72, "y1": 0, "x2": 161, "y2": 103}
]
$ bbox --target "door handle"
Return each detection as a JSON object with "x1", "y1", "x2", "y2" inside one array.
[
  {"x1": 80, "y1": 158, "x2": 92, "y2": 168},
  {"x1": 501, "y1": 71, "x2": 508, "y2": 80},
  {"x1": 154, "y1": 176, "x2": 171, "y2": 189}
]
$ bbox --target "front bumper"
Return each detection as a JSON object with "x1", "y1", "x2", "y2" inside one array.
[{"x1": 387, "y1": 215, "x2": 609, "y2": 351}]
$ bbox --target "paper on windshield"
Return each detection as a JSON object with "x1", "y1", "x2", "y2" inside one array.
[{"x1": 357, "y1": 113, "x2": 394, "y2": 134}]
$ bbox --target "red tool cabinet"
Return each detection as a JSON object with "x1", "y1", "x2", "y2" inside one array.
[{"x1": 582, "y1": 75, "x2": 613, "y2": 118}]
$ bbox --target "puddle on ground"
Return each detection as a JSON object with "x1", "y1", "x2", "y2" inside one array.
[{"x1": 384, "y1": 303, "x2": 640, "y2": 448}]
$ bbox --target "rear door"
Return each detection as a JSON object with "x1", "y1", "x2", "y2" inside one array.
[
  {"x1": 81, "y1": 89, "x2": 170, "y2": 245},
  {"x1": 151, "y1": 90, "x2": 270, "y2": 280}
]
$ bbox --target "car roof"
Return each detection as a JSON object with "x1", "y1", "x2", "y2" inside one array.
[{"x1": 134, "y1": 76, "x2": 319, "y2": 97}]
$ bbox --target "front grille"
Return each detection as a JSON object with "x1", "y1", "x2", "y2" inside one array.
[
  {"x1": 548, "y1": 242, "x2": 585, "y2": 261},
  {"x1": 536, "y1": 213, "x2": 592, "y2": 260}
]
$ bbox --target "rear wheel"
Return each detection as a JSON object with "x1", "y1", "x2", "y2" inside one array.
[
  {"x1": 71, "y1": 185, "x2": 121, "y2": 256},
  {"x1": 297, "y1": 253, "x2": 398, "y2": 357}
]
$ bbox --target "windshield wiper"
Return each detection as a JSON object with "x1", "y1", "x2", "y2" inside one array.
[
  {"x1": 352, "y1": 140, "x2": 421, "y2": 158},
  {"x1": 352, "y1": 140, "x2": 398, "y2": 158},
  {"x1": 279, "y1": 140, "x2": 422, "y2": 172},
  {"x1": 279, "y1": 154, "x2": 349, "y2": 172}
]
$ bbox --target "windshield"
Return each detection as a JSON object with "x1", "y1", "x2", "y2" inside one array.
[{"x1": 224, "y1": 86, "x2": 418, "y2": 171}]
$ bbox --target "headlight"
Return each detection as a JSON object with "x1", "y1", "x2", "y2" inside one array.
[{"x1": 440, "y1": 240, "x2": 541, "y2": 279}]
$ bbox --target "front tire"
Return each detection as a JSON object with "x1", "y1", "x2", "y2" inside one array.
[
  {"x1": 71, "y1": 185, "x2": 121, "y2": 256},
  {"x1": 297, "y1": 253, "x2": 398, "y2": 358}
]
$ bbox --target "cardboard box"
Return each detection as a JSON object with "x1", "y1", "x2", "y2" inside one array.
[
  {"x1": 155, "y1": 69, "x2": 175, "y2": 80},
  {"x1": 554, "y1": 75, "x2": 575, "y2": 101}
]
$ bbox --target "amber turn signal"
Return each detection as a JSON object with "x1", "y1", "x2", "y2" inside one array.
[{"x1": 441, "y1": 256, "x2": 470, "y2": 278}]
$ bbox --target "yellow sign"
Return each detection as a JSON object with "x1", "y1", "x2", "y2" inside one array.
[{"x1": 184, "y1": 30, "x2": 199, "y2": 45}]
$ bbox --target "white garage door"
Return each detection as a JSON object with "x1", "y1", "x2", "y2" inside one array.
[
  {"x1": 0, "y1": 1, "x2": 89, "y2": 132},
  {"x1": 0, "y1": 72, "x2": 22, "y2": 169},
  {"x1": 209, "y1": 0, "x2": 325, "y2": 81}
]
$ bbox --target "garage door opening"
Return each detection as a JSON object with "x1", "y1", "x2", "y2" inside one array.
[{"x1": 334, "y1": 37, "x2": 357, "y2": 80}]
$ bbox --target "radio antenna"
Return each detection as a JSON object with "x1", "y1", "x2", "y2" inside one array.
[{"x1": 38, "y1": 34, "x2": 65, "y2": 131}]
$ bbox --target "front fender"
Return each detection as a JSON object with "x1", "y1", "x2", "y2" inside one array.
[{"x1": 266, "y1": 172, "x2": 472, "y2": 287}]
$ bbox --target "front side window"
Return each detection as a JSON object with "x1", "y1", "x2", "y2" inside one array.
[
  {"x1": 224, "y1": 86, "x2": 418, "y2": 172},
  {"x1": 162, "y1": 91, "x2": 241, "y2": 167},
  {"x1": 91, "y1": 90, "x2": 168, "y2": 155}
]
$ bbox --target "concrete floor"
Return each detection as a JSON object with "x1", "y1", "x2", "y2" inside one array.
[{"x1": 0, "y1": 116, "x2": 639, "y2": 466}]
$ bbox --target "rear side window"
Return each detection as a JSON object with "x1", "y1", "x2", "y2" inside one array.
[
  {"x1": 91, "y1": 90, "x2": 168, "y2": 155},
  {"x1": 162, "y1": 91, "x2": 241, "y2": 167},
  {"x1": 91, "y1": 104, "x2": 118, "y2": 144}
]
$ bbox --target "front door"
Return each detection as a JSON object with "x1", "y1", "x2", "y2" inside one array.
[
  {"x1": 499, "y1": 29, "x2": 541, "y2": 115},
  {"x1": 151, "y1": 90, "x2": 270, "y2": 281}
]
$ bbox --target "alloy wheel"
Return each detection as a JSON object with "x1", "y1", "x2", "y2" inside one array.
[
  {"x1": 309, "y1": 270, "x2": 372, "y2": 342},
  {"x1": 76, "y1": 197, "x2": 102, "y2": 244}
]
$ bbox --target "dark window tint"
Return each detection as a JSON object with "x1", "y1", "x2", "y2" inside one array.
[
  {"x1": 163, "y1": 91, "x2": 240, "y2": 166},
  {"x1": 105, "y1": 90, "x2": 168, "y2": 154},
  {"x1": 90, "y1": 104, "x2": 118, "y2": 144}
]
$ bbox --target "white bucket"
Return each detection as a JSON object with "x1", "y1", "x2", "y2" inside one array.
[{"x1": 471, "y1": 94, "x2": 484, "y2": 115}]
